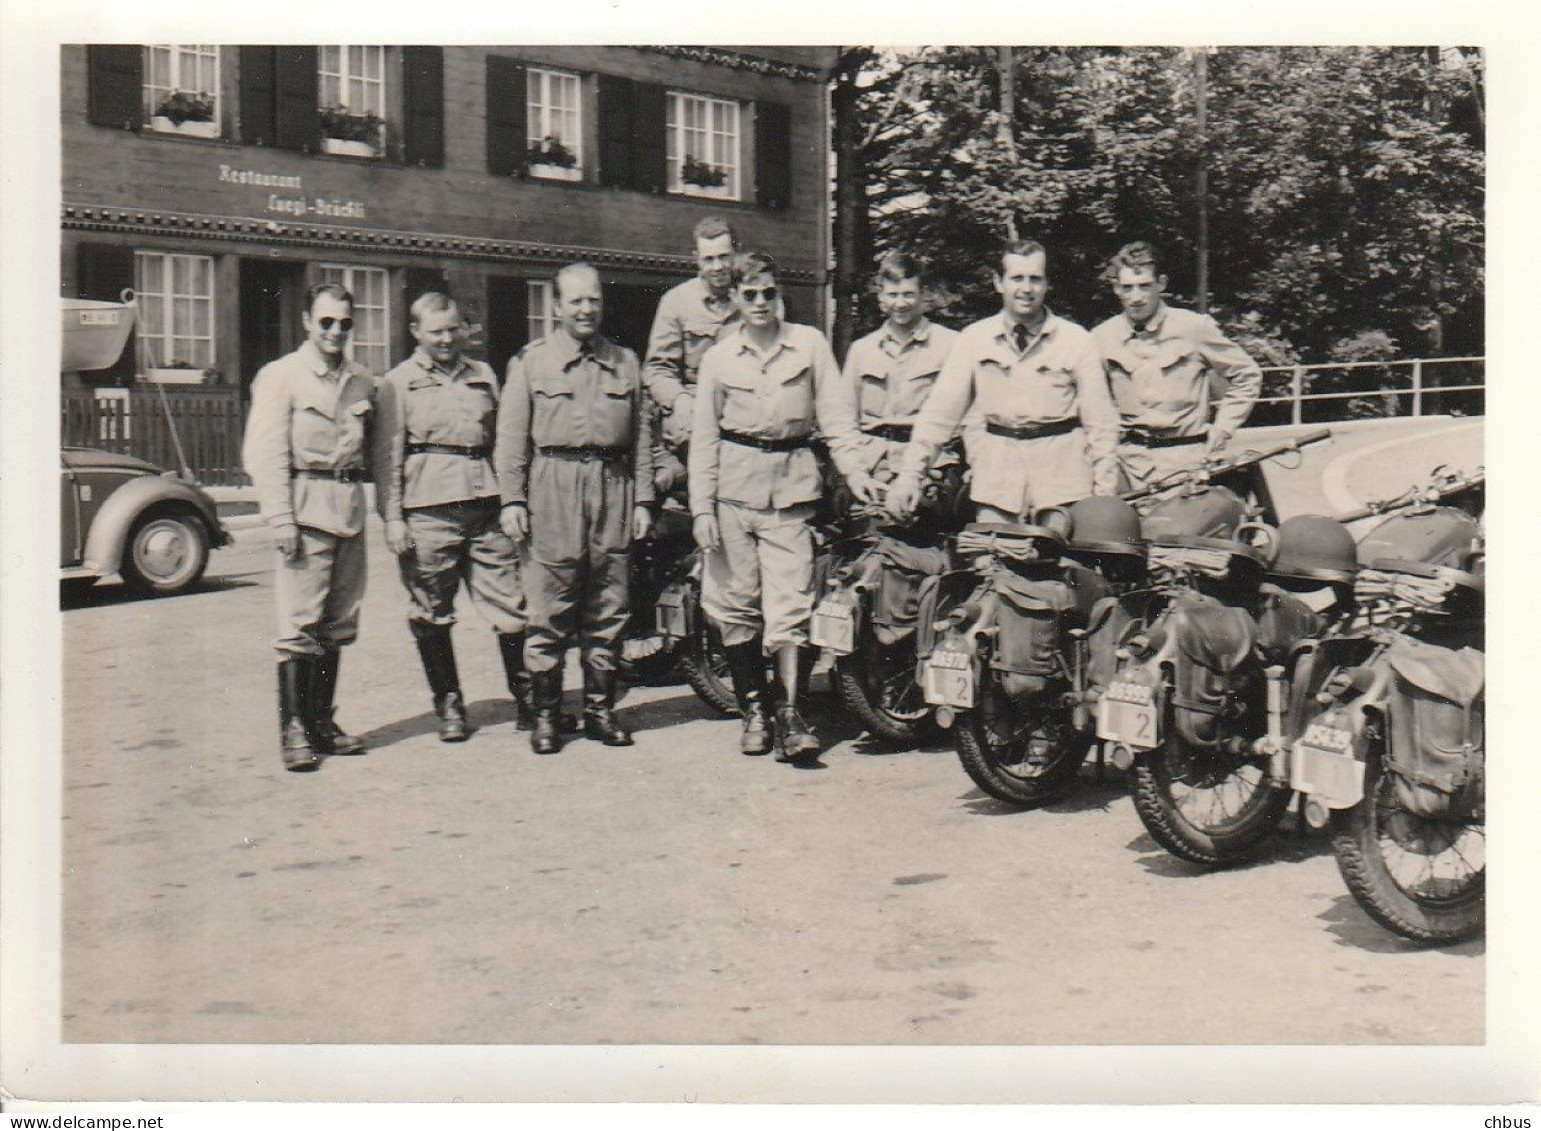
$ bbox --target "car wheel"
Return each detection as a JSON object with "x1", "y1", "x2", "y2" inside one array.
[{"x1": 120, "y1": 509, "x2": 210, "y2": 596}]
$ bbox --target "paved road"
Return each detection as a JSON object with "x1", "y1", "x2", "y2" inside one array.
[{"x1": 62, "y1": 421, "x2": 1484, "y2": 1048}]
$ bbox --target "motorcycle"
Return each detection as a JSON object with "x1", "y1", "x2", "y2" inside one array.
[
  {"x1": 1286, "y1": 467, "x2": 1485, "y2": 943},
  {"x1": 1096, "y1": 429, "x2": 1336, "y2": 865},
  {"x1": 809, "y1": 464, "x2": 968, "y2": 745},
  {"x1": 913, "y1": 493, "x2": 1149, "y2": 807}
]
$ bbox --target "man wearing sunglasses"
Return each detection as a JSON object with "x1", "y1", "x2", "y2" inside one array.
[
  {"x1": 689, "y1": 252, "x2": 868, "y2": 764},
  {"x1": 496, "y1": 263, "x2": 655, "y2": 755},
  {"x1": 372, "y1": 292, "x2": 552, "y2": 744},
  {"x1": 243, "y1": 282, "x2": 376, "y2": 772}
]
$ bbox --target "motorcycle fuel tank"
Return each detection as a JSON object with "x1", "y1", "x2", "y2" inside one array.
[{"x1": 1355, "y1": 506, "x2": 1481, "y2": 571}]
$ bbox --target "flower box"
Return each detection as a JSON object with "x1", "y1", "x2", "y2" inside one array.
[
  {"x1": 680, "y1": 181, "x2": 734, "y2": 200},
  {"x1": 144, "y1": 367, "x2": 209, "y2": 385},
  {"x1": 150, "y1": 115, "x2": 219, "y2": 139},
  {"x1": 321, "y1": 137, "x2": 379, "y2": 158},
  {"x1": 528, "y1": 161, "x2": 582, "y2": 182}
]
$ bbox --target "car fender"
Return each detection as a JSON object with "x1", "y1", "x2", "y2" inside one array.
[{"x1": 82, "y1": 476, "x2": 223, "y2": 578}]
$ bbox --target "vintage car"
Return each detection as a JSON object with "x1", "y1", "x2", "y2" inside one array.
[{"x1": 60, "y1": 446, "x2": 229, "y2": 596}]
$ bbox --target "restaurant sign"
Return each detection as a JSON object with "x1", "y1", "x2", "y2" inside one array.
[{"x1": 218, "y1": 164, "x2": 367, "y2": 221}]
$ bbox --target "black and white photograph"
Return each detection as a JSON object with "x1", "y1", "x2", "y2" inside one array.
[{"x1": 2, "y1": 0, "x2": 1536, "y2": 1111}]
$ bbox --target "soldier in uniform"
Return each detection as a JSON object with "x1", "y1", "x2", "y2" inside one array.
[
  {"x1": 644, "y1": 215, "x2": 741, "y2": 451},
  {"x1": 839, "y1": 251, "x2": 959, "y2": 492},
  {"x1": 495, "y1": 263, "x2": 655, "y2": 755},
  {"x1": 1090, "y1": 241, "x2": 1261, "y2": 488},
  {"x1": 690, "y1": 252, "x2": 868, "y2": 763},
  {"x1": 373, "y1": 292, "x2": 553, "y2": 744},
  {"x1": 887, "y1": 239, "x2": 1120, "y2": 523},
  {"x1": 242, "y1": 283, "x2": 374, "y2": 772}
]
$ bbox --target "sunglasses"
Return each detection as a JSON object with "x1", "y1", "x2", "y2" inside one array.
[
  {"x1": 739, "y1": 286, "x2": 778, "y2": 302},
  {"x1": 317, "y1": 317, "x2": 354, "y2": 332}
]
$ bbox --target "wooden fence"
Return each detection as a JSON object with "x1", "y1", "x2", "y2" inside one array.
[{"x1": 61, "y1": 387, "x2": 248, "y2": 486}]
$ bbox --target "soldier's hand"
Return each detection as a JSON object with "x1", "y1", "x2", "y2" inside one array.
[
  {"x1": 1203, "y1": 426, "x2": 1229, "y2": 458},
  {"x1": 693, "y1": 514, "x2": 720, "y2": 551},
  {"x1": 886, "y1": 476, "x2": 923, "y2": 520},
  {"x1": 632, "y1": 506, "x2": 653, "y2": 542},
  {"x1": 663, "y1": 396, "x2": 694, "y2": 447},
  {"x1": 501, "y1": 503, "x2": 530, "y2": 541},
  {"x1": 384, "y1": 519, "x2": 413, "y2": 556},
  {"x1": 848, "y1": 471, "x2": 882, "y2": 505},
  {"x1": 273, "y1": 523, "x2": 301, "y2": 562}
]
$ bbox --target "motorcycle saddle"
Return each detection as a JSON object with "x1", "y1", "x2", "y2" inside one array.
[
  {"x1": 1172, "y1": 604, "x2": 1257, "y2": 673},
  {"x1": 1385, "y1": 638, "x2": 1484, "y2": 706}
]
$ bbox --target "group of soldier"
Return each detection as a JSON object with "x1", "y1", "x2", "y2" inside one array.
[{"x1": 242, "y1": 217, "x2": 1261, "y2": 773}]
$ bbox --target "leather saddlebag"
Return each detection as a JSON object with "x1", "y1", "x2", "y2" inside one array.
[
  {"x1": 1384, "y1": 638, "x2": 1485, "y2": 819},
  {"x1": 870, "y1": 539, "x2": 948, "y2": 646},
  {"x1": 989, "y1": 571, "x2": 1077, "y2": 698},
  {"x1": 1169, "y1": 601, "x2": 1258, "y2": 747}
]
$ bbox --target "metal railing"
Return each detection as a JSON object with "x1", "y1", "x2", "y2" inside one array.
[{"x1": 1251, "y1": 356, "x2": 1484, "y2": 426}]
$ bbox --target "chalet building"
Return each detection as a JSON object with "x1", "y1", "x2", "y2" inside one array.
[{"x1": 61, "y1": 45, "x2": 837, "y2": 404}]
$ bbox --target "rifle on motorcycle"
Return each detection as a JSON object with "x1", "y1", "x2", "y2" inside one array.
[
  {"x1": 1096, "y1": 428, "x2": 1338, "y2": 865},
  {"x1": 1284, "y1": 468, "x2": 1485, "y2": 943}
]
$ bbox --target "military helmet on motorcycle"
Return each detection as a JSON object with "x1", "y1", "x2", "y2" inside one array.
[
  {"x1": 1062, "y1": 496, "x2": 1147, "y2": 560},
  {"x1": 1268, "y1": 514, "x2": 1359, "y2": 587}
]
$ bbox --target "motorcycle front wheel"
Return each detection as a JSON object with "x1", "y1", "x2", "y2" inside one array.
[
  {"x1": 678, "y1": 611, "x2": 739, "y2": 718},
  {"x1": 1131, "y1": 723, "x2": 1290, "y2": 868},
  {"x1": 1330, "y1": 752, "x2": 1485, "y2": 944},
  {"x1": 835, "y1": 633, "x2": 930, "y2": 746},
  {"x1": 954, "y1": 669, "x2": 1087, "y2": 807}
]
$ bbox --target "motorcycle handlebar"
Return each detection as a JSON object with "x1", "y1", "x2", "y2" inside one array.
[
  {"x1": 1121, "y1": 427, "x2": 1333, "y2": 502},
  {"x1": 1335, "y1": 468, "x2": 1485, "y2": 523}
]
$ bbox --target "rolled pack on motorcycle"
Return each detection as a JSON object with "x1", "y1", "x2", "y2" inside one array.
[
  {"x1": 914, "y1": 494, "x2": 1147, "y2": 807},
  {"x1": 1287, "y1": 469, "x2": 1485, "y2": 943},
  {"x1": 1099, "y1": 430, "x2": 1339, "y2": 866}
]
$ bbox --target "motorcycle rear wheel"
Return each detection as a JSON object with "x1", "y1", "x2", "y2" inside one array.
[
  {"x1": 954, "y1": 670, "x2": 1086, "y2": 807},
  {"x1": 1329, "y1": 752, "x2": 1485, "y2": 944},
  {"x1": 835, "y1": 634, "x2": 929, "y2": 746},
  {"x1": 1131, "y1": 726, "x2": 1289, "y2": 868}
]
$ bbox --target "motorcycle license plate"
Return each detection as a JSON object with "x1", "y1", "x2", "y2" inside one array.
[
  {"x1": 810, "y1": 599, "x2": 856, "y2": 655},
  {"x1": 922, "y1": 648, "x2": 975, "y2": 709},
  {"x1": 1290, "y1": 726, "x2": 1364, "y2": 808},
  {"x1": 655, "y1": 592, "x2": 688, "y2": 639},
  {"x1": 1096, "y1": 681, "x2": 1159, "y2": 748}
]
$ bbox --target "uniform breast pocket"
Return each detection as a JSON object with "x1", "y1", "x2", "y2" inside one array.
[
  {"x1": 1024, "y1": 364, "x2": 1078, "y2": 418},
  {"x1": 334, "y1": 397, "x2": 373, "y2": 464},
  {"x1": 291, "y1": 392, "x2": 338, "y2": 458},
  {"x1": 773, "y1": 364, "x2": 815, "y2": 427},
  {"x1": 716, "y1": 372, "x2": 761, "y2": 433},
  {"x1": 897, "y1": 368, "x2": 940, "y2": 415},
  {"x1": 1140, "y1": 347, "x2": 1203, "y2": 410},
  {"x1": 858, "y1": 371, "x2": 889, "y2": 416},
  {"x1": 682, "y1": 320, "x2": 720, "y2": 371},
  {"x1": 529, "y1": 377, "x2": 575, "y2": 434}
]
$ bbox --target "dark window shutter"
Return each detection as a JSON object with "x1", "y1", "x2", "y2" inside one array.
[
  {"x1": 485, "y1": 55, "x2": 526, "y2": 177},
  {"x1": 239, "y1": 46, "x2": 277, "y2": 146},
  {"x1": 75, "y1": 243, "x2": 139, "y2": 383},
  {"x1": 603, "y1": 281, "x2": 668, "y2": 360},
  {"x1": 274, "y1": 46, "x2": 320, "y2": 152},
  {"x1": 402, "y1": 46, "x2": 445, "y2": 167},
  {"x1": 630, "y1": 82, "x2": 668, "y2": 194},
  {"x1": 402, "y1": 267, "x2": 451, "y2": 357},
  {"x1": 485, "y1": 275, "x2": 529, "y2": 383},
  {"x1": 756, "y1": 100, "x2": 792, "y2": 210},
  {"x1": 596, "y1": 74, "x2": 635, "y2": 189},
  {"x1": 87, "y1": 45, "x2": 143, "y2": 130}
]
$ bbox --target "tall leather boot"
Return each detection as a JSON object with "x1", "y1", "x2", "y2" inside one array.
[
  {"x1": 723, "y1": 639, "x2": 773, "y2": 756},
  {"x1": 413, "y1": 625, "x2": 469, "y2": 742},
  {"x1": 529, "y1": 667, "x2": 565, "y2": 755},
  {"x1": 774, "y1": 643, "x2": 821, "y2": 763},
  {"x1": 311, "y1": 646, "x2": 366, "y2": 755},
  {"x1": 581, "y1": 658, "x2": 633, "y2": 747},
  {"x1": 498, "y1": 632, "x2": 577, "y2": 733},
  {"x1": 277, "y1": 657, "x2": 320, "y2": 772}
]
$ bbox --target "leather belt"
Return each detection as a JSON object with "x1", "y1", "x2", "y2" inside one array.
[
  {"x1": 719, "y1": 429, "x2": 812, "y2": 453},
  {"x1": 862, "y1": 422, "x2": 913, "y2": 442},
  {"x1": 293, "y1": 466, "x2": 370, "y2": 483},
  {"x1": 406, "y1": 442, "x2": 491, "y2": 458},
  {"x1": 536, "y1": 445, "x2": 630, "y2": 462},
  {"x1": 1122, "y1": 426, "x2": 1204, "y2": 449},
  {"x1": 986, "y1": 418, "x2": 1079, "y2": 442}
]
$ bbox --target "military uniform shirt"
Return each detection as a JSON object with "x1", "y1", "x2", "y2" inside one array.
[
  {"x1": 643, "y1": 276, "x2": 741, "y2": 411},
  {"x1": 898, "y1": 310, "x2": 1121, "y2": 505},
  {"x1": 496, "y1": 328, "x2": 655, "y2": 506},
  {"x1": 372, "y1": 349, "x2": 501, "y2": 521},
  {"x1": 1090, "y1": 303, "x2": 1261, "y2": 444},
  {"x1": 243, "y1": 340, "x2": 374, "y2": 538},
  {"x1": 840, "y1": 317, "x2": 959, "y2": 472},
  {"x1": 689, "y1": 321, "x2": 864, "y2": 516}
]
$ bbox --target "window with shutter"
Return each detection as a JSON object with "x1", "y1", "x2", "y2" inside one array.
[
  {"x1": 485, "y1": 55, "x2": 528, "y2": 177},
  {"x1": 274, "y1": 47, "x2": 321, "y2": 152},
  {"x1": 87, "y1": 45, "x2": 143, "y2": 131},
  {"x1": 755, "y1": 100, "x2": 792, "y2": 210},
  {"x1": 525, "y1": 67, "x2": 583, "y2": 182},
  {"x1": 402, "y1": 46, "x2": 445, "y2": 168},
  {"x1": 318, "y1": 46, "x2": 386, "y2": 157},
  {"x1": 596, "y1": 74, "x2": 634, "y2": 189},
  {"x1": 142, "y1": 45, "x2": 221, "y2": 139},
  {"x1": 135, "y1": 251, "x2": 217, "y2": 378},
  {"x1": 667, "y1": 91, "x2": 742, "y2": 201}
]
